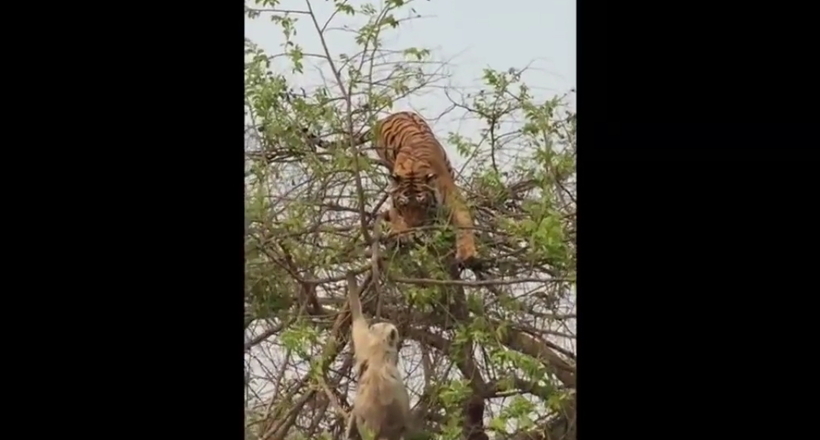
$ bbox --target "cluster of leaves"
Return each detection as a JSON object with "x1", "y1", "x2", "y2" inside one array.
[{"x1": 244, "y1": 2, "x2": 575, "y2": 440}]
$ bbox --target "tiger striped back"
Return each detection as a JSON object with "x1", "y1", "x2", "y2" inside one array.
[
  {"x1": 372, "y1": 111, "x2": 453, "y2": 177},
  {"x1": 308, "y1": 111, "x2": 453, "y2": 177}
]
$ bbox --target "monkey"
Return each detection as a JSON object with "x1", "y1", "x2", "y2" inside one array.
[{"x1": 345, "y1": 273, "x2": 411, "y2": 440}]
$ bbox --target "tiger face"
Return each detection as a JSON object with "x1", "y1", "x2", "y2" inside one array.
[{"x1": 389, "y1": 171, "x2": 440, "y2": 225}]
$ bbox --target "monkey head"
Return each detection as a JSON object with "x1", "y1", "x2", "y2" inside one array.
[{"x1": 369, "y1": 322, "x2": 400, "y2": 350}]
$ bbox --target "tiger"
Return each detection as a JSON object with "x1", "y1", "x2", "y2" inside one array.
[{"x1": 307, "y1": 111, "x2": 478, "y2": 266}]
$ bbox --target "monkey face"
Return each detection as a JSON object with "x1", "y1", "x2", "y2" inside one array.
[{"x1": 370, "y1": 322, "x2": 400, "y2": 349}]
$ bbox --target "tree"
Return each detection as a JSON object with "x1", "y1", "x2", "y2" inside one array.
[{"x1": 244, "y1": 2, "x2": 576, "y2": 440}]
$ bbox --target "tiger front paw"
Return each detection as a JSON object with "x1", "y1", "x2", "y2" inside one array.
[
  {"x1": 386, "y1": 230, "x2": 414, "y2": 253},
  {"x1": 455, "y1": 245, "x2": 479, "y2": 268},
  {"x1": 396, "y1": 231, "x2": 415, "y2": 246}
]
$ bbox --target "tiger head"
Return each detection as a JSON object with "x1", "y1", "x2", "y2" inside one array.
[{"x1": 389, "y1": 171, "x2": 440, "y2": 225}]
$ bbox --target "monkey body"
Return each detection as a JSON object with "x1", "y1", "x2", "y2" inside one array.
[
  {"x1": 347, "y1": 277, "x2": 411, "y2": 440},
  {"x1": 353, "y1": 355, "x2": 410, "y2": 440}
]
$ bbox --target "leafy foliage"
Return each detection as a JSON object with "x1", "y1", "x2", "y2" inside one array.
[{"x1": 244, "y1": 2, "x2": 575, "y2": 440}]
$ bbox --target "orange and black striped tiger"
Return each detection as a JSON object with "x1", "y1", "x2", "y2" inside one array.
[{"x1": 309, "y1": 111, "x2": 478, "y2": 265}]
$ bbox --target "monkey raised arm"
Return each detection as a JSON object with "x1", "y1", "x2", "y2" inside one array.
[{"x1": 346, "y1": 272, "x2": 371, "y2": 363}]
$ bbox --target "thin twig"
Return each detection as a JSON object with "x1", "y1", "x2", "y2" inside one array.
[
  {"x1": 389, "y1": 276, "x2": 574, "y2": 286},
  {"x1": 316, "y1": 373, "x2": 349, "y2": 420},
  {"x1": 371, "y1": 214, "x2": 384, "y2": 318},
  {"x1": 244, "y1": 321, "x2": 286, "y2": 352}
]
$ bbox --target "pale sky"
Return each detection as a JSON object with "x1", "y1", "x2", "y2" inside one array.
[{"x1": 245, "y1": 0, "x2": 575, "y2": 166}]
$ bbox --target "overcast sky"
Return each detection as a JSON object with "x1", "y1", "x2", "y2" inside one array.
[{"x1": 245, "y1": 0, "x2": 575, "y2": 167}]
